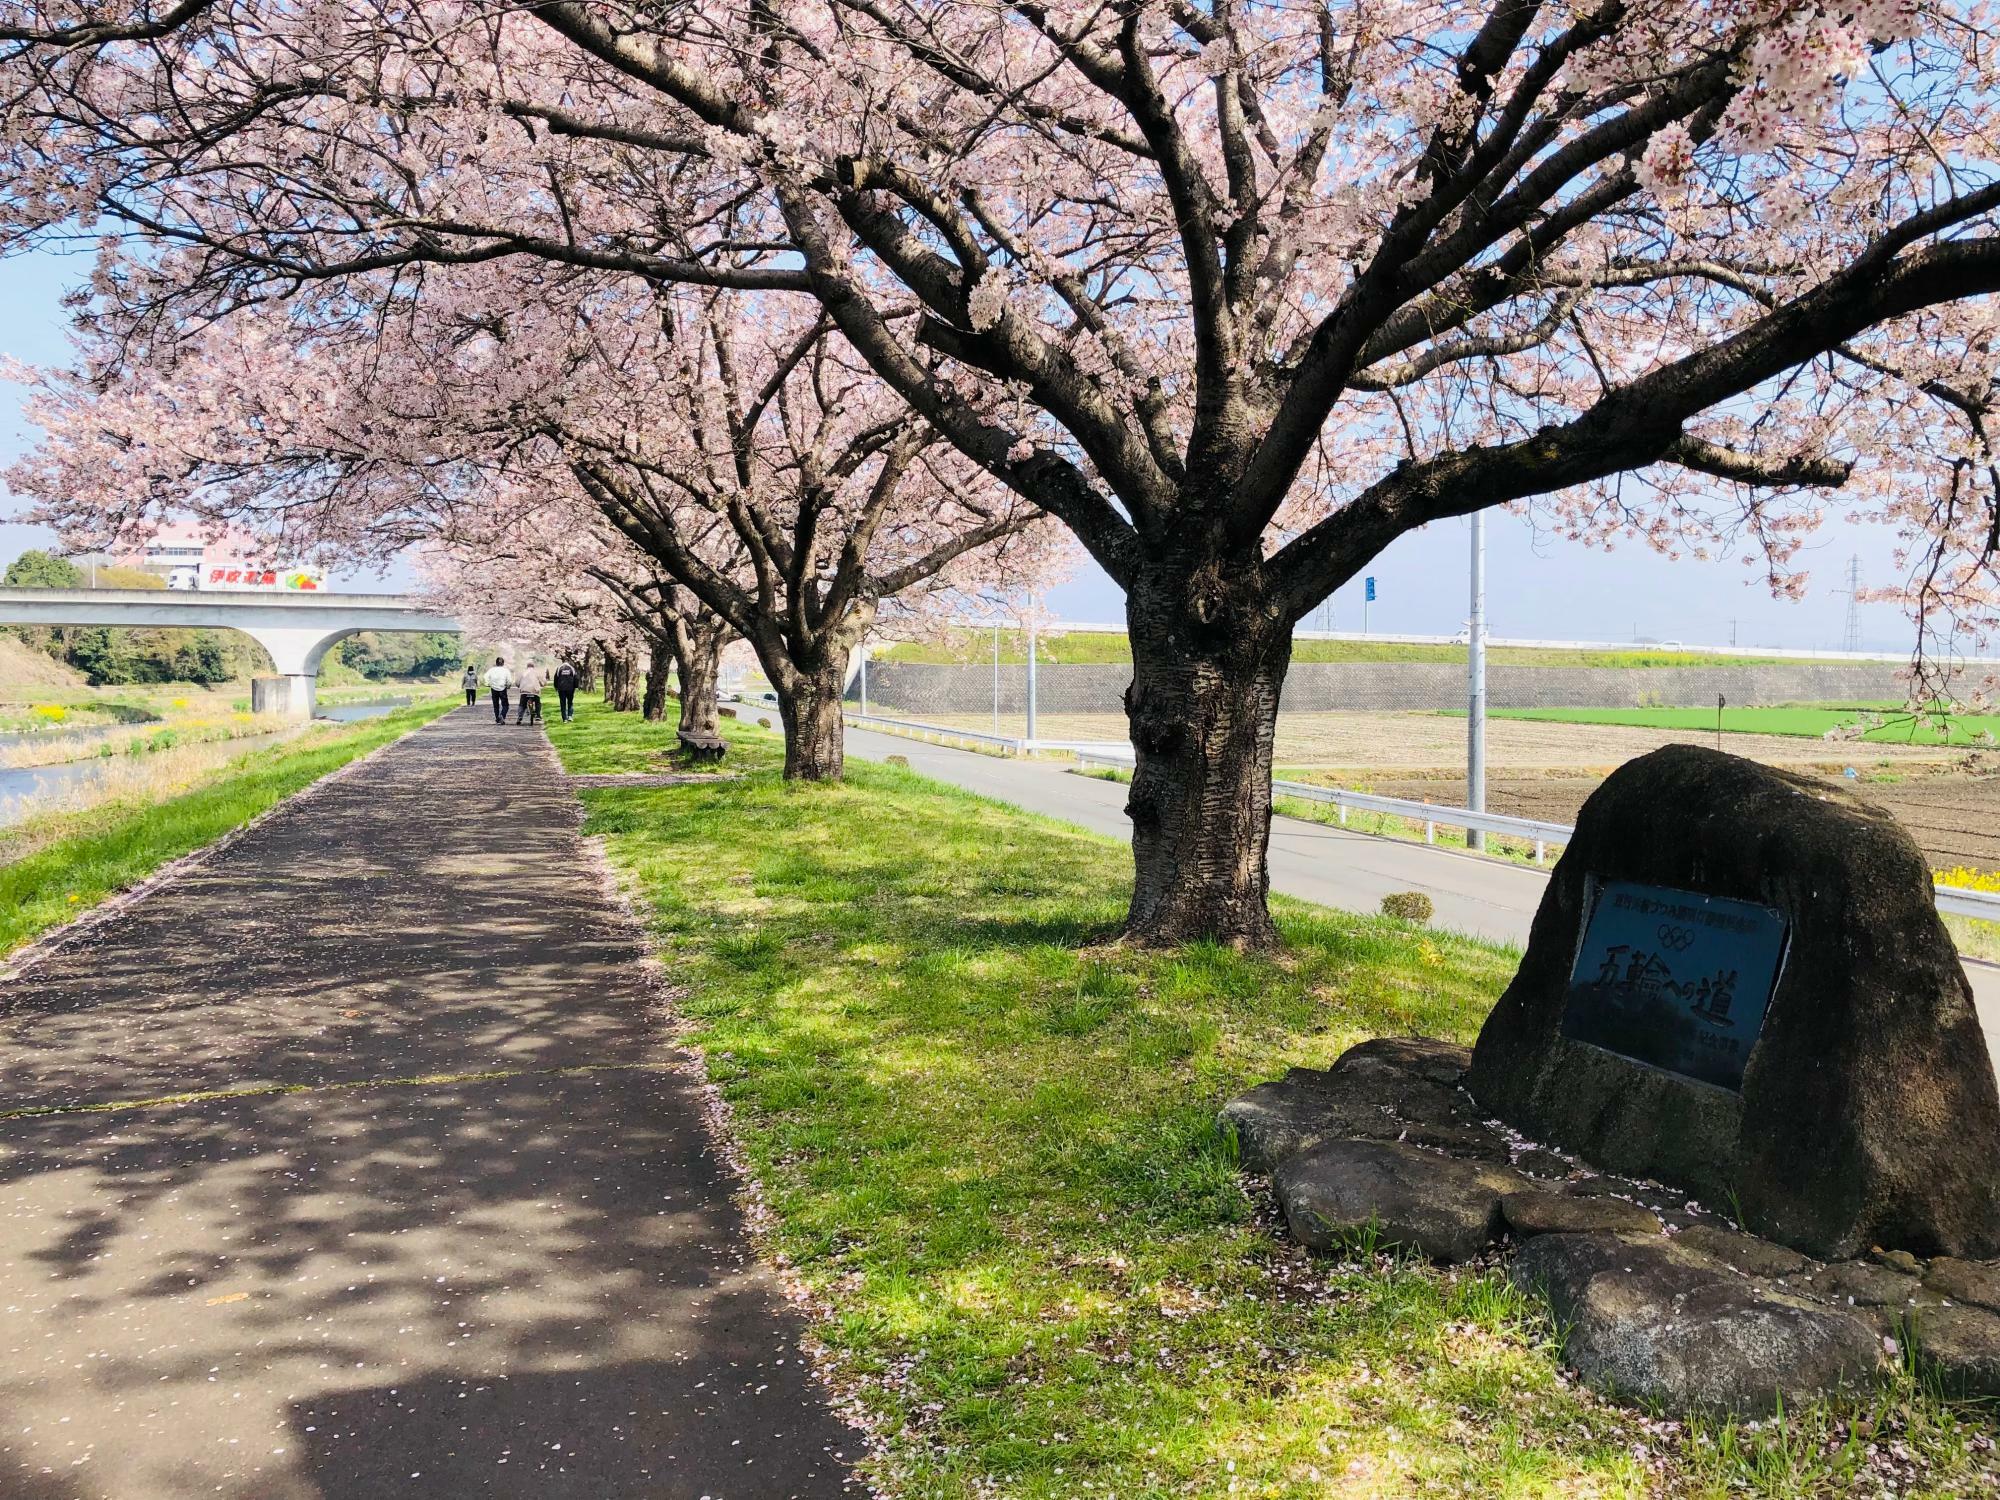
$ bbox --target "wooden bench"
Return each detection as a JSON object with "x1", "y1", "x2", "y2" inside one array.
[{"x1": 677, "y1": 728, "x2": 728, "y2": 764}]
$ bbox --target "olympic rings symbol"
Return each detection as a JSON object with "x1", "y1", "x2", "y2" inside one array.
[{"x1": 1655, "y1": 924, "x2": 1696, "y2": 952}]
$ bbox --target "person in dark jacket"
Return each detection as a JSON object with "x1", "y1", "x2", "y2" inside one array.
[{"x1": 553, "y1": 658, "x2": 580, "y2": 723}]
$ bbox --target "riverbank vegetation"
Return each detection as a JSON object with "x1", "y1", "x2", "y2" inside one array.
[
  {"x1": 0, "y1": 698, "x2": 456, "y2": 957},
  {"x1": 549, "y1": 702, "x2": 1999, "y2": 1500}
]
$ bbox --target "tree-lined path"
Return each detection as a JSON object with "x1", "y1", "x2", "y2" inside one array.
[{"x1": 0, "y1": 707, "x2": 856, "y2": 1500}]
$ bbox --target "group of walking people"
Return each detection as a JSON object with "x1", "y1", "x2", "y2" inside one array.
[{"x1": 460, "y1": 656, "x2": 581, "y2": 725}]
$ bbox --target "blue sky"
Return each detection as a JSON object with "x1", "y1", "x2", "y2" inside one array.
[{"x1": 1, "y1": 247, "x2": 1930, "y2": 652}]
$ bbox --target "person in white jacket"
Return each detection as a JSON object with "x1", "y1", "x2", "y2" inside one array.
[
  {"x1": 483, "y1": 657, "x2": 513, "y2": 724},
  {"x1": 513, "y1": 661, "x2": 545, "y2": 725}
]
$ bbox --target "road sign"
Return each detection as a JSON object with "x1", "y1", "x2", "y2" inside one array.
[{"x1": 1365, "y1": 576, "x2": 1376, "y2": 601}]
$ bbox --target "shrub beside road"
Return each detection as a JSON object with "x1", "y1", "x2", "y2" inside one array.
[{"x1": 552, "y1": 703, "x2": 2000, "y2": 1499}]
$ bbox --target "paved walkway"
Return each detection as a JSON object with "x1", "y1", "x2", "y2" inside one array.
[
  {"x1": 0, "y1": 707, "x2": 857, "y2": 1500},
  {"x1": 845, "y1": 725, "x2": 2000, "y2": 1084}
]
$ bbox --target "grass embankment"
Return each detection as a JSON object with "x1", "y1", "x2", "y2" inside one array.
[
  {"x1": 877, "y1": 629, "x2": 1809, "y2": 670},
  {"x1": 0, "y1": 698, "x2": 456, "y2": 957},
  {"x1": 549, "y1": 702, "x2": 1998, "y2": 1499},
  {"x1": 1492, "y1": 704, "x2": 2000, "y2": 746}
]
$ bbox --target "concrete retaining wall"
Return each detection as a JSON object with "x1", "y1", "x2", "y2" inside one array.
[{"x1": 854, "y1": 661, "x2": 1914, "y2": 716}]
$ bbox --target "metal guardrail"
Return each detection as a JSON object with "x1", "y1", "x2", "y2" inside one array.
[
  {"x1": 843, "y1": 709, "x2": 1022, "y2": 753},
  {"x1": 840, "y1": 712, "x2": 2000, "y2": 915},
  {"x1": 1074, "y1": 748, "x2": 1570, "y2": 862},
  {"x1": 1075, "y1": 747, "x2": 2000, "y2": 907},
  {"x1": 1269, "y1": 779, "x2": 1574, "y2": 863},
  {"x1": 1936, "y1": 884, "x2": 2000, "y2": 922},
  {"x1": 842, "y1": 708, "x2": 1129, "y2": 758}
]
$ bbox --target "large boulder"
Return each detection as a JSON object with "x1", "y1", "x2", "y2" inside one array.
[{"x1": 1467, "y1": 746, "x2": 2000, "y2": 1261}]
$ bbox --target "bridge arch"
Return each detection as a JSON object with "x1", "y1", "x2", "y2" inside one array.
[{"x1": 0, "y1": 589, "x2": 461, "y2": 718}]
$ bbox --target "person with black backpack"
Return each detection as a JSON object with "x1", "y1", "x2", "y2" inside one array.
[{"x1": 553, "y1": 657, "x2": 580, "y2": 722}]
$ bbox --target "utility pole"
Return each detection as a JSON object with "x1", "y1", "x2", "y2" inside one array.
[
  {"x1": 1467, "y1": 512, "x2": 1488, "y2": 851},
  {"x1": 1025, "y1": 595, "x2": 1039, "y2": 747},
  {"x1": 992, "y1": 618, "x2": 1002, "y2": 736}
]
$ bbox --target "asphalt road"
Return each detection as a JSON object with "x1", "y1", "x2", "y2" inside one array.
[
  {"x1": 0, "y1": 707, "x2": 858, "y2": 1500},
  {"x1": 845, "y1": 725, "x2": 2000, "y2": 1085}
]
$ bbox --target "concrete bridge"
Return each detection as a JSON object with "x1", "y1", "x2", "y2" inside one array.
[{"x1": 0, "y1": 588, "x2": 459, "y2": 717}]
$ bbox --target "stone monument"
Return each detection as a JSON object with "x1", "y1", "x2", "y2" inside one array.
[
  {"x1": 1468, "y1": 744, "x2": 2000, "y2": 1262},
  {"x1": 1219, "y1": 746, "x2": 2000, "y2": 1411}
]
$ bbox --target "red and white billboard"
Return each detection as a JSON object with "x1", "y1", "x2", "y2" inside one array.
[{"x1": 203, "y1": 566, "x2": 326, "y2": 592}]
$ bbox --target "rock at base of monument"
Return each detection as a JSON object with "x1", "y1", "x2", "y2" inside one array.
[
  {"x1": 1799, "y1": 1260, "x2": 1938, "y2": 1312},
  {"x1": 1511, "y1": 1231, "x2": 1725, "y2": 1321},
  {"x1": 1512, "y1": 1148, "x2": 1575, "y2": 1180},
  {"x1": 1218, "y1": 1040, "x2": 1498, "y2": 1174},
  {"x1": 1513, "y1": 1233, "x2": 1888, "y2": 1414},
  {"x1": 1908, "y1": 1305, "x2": 2000, "y2": 1401},
  {"x1": 1501, "y1": 1190, "x2": 1661, "y2": 1239},
  {"x1": 1219, "y1": 1071, "x2": 1346, "y2": 1174},
  {"x1": 1464, "y1": 745, "x2": 2000, "y2": 1262},
  {"x1": 1275, "y1": 1138, "x2": 1525, "y2": 1263},
  {"x1": 1924, "y1": 1257, "x2": 2000, "y2": 1314},
  {"x1": 1334, "y1": 1035, "x2": 1471, "y2": 1087},
  {"x1": 1235, "y1": 1036, "x2": 1997, "y2": 1414},
  {"x1": 1568, "y1": 1278, "x2": 1890, "y2": 1415},
  {"x1": 1670, "y1": 1224, "x2": 1815, "y2": 1280}
]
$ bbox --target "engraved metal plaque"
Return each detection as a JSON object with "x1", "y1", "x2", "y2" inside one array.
[{"x1": 1560, "y1": 878, "x2": 1789, "y2": 1091}]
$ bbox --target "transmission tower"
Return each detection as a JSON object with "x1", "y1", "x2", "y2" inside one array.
[{"x1": 1841, "y1": 555, "x2": 1864, "y2": 653}]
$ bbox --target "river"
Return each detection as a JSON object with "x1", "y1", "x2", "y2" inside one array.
[
  {"x1": 0, "y1": 698, "x2": 413, "y2": 829},
  {"x1": 316, "y1": 696, "x2": 411, "y2": 722}
]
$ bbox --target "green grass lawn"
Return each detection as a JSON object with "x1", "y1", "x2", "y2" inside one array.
[
  {"x1": 1489, "y1": 704, "x2": 2000, "y2": 746},
  {"x1": 876, "y1": 630, "x2": 1810, "y2": 670},
  {"x1": 0, "y1": 699, "x2": 457, "y2": 956},
  {"x1": 547, "y1": 702, "x2": 1999, "y2": 1499}
]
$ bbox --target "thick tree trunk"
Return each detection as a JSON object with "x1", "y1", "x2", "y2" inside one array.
[
  {"x1": 604, "y1": 650, "x2": 641, "y2": 712},
  {"x1": 578, "y1": 648, "x2": 599, "y2": 691},
  {"x1": 642, "y1": 639, "x2": 672, "y2": 722},
  {"x1": 674, "y1": 632, "x2": 722, "y2": 737},
  {"x1": 772, "y1": 660, "x2": 847, "y2": 781},
  {"x1": 1122, "y1": 581, "x2": 1291, "y2": 948}
]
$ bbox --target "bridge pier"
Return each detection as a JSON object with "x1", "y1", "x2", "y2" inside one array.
[
  {"x1": 249, "y1": 673, "x2": 323, "y2": 719},
  {"x1": 243, "y1": 625, "x2": 359, "y2": 720}
]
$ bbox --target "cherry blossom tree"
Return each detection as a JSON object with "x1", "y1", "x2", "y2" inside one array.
[
  {"x1": 8, "y1": 260, "x2": 1060, "y2": 777},
  {"x1": 561, "y1": 290, "x2": 1062, "y2": 778},
  {"x1": 4, "y1": 1, "x2": 2000, "y2": 940},
  {"x1": 415, "y1": 507, "x2": 730, "y2": 731}
]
